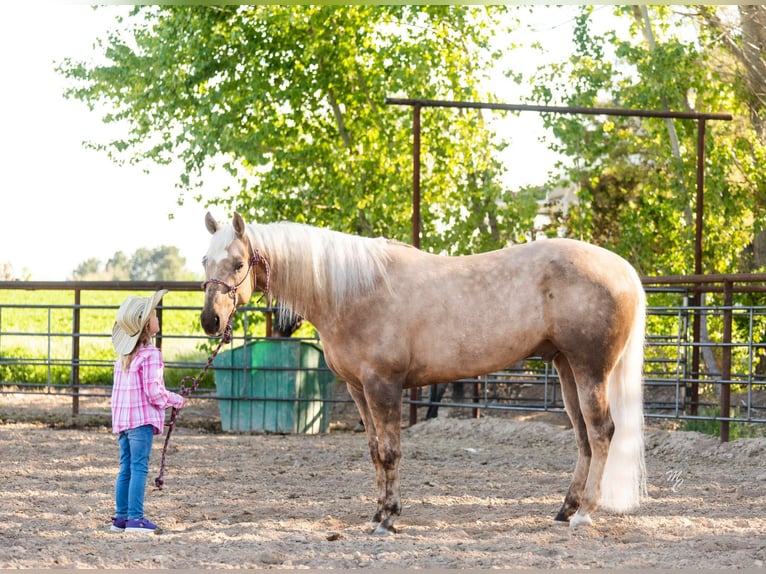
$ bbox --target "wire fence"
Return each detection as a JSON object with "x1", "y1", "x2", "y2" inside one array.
[{"x1": 1, "y1": 278, "x2": 765, "y2": 439}]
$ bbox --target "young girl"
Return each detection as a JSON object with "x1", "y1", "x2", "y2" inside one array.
[{"x1": 110, "y1": 289, "x2": 185, "y2": 534}]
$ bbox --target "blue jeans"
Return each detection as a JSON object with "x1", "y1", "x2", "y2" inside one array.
[{"x1": 115, "y1": 424, "x2": 154, "y2": 520}]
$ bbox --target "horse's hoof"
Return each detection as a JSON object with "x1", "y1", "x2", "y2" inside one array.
[
  {"x1": 553, "y1": 503, "x2": 577, "y2": 524},
  {"x1": 569, "y1": 511, "x2": 593, "y2": 529},
  {"x1": 553, "y1": 510, "x2": 573, "y2": 524},
  {"x1": 372, "y1": 524, "x2": 396, "y2": 535}
]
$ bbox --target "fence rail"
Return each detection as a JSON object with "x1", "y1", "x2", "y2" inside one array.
[{"x1": 1, "y1": 278, "x2": 765, "y2": 440}]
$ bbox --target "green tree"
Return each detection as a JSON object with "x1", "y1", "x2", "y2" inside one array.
[
  {"x1": 57, "y1": 5, "x2": 536, "y2": 255},
  {"x1": 71, "y1": 246, "x2": 193, "y2": 281},
  {"x1": 528, "y1": 6, "x2": 763, "y2": 276},
  {"x1": 695, "y1": 5, "x2": 766, "y2": 270},
  {"x1": 523, "y1": 6, "x2": 766, "y2": 388},
  {"x1": 106, "y1": 251, "x2": 130, "y2": 281},
  {"x1": 128, "y1": 246, "x2": 187, "y2": 281},
  {"x1": 71, "y1": 257, "x2": 103, "y2": 281}
]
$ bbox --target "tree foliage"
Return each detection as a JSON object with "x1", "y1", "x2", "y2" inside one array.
[
  {"x1": 71, "y1": 246, "x2": 193, "y2": 281},
  {"x1": 58, "y1": 6, "x2": 539, "y2": 255},
  {"x1": 1, "y1": 262, "x2": 30, "y2": 281},
  {"x1": 529, "y1": 5, "x2": 766, "y2": 276}
]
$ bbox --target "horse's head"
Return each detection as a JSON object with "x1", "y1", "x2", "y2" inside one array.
[{"x1": 200, "y1": 212, "x2": 270, "y2": 337}]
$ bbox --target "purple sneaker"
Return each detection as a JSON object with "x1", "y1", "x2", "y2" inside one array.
[
  {"x1": 110, "y1": 517, "x2": 127, "y2": 533},
  {"x1": 125, "y1": 518, "x2": 159, "y2": 533}
]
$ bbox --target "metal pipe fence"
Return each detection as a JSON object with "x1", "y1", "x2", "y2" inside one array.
[{"x1": 1, "y1": 279, "x2": 764, "y2": 439}]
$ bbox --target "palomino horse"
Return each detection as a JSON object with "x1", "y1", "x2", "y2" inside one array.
[{"x1": 201, "y1": 212, "x2": 647, "y2": 533}]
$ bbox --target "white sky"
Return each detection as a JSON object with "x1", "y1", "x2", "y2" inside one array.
[
  {"x1": 0, "y1": 4, "x2": 601, "y2": 281},
  {"x1": 0, "y1": 4, "x2": 231, "y2": 281}
]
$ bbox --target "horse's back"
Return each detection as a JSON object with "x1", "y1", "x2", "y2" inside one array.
[
  {"x1": 506, "y1": 238, "x2": 637, "y2": 279},
  {"x1": 389, "y1": 237, "x2": 639, "y2": 308},
  {"x1": 359, "y1": 238, "x2": 643, "y2": 386}
]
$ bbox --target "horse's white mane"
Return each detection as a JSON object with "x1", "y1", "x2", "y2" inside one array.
[{"x1": 244, "y1": 221, "x2": 393, "y2": 317}]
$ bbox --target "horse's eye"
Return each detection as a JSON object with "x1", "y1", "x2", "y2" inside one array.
[{"x1": 234, "y1": 262, "x2": 244, "y2": 272}]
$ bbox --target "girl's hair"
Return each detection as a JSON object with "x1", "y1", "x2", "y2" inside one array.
[{"x1": 119, "y1": 322, "x2": 154, "y2": 372}]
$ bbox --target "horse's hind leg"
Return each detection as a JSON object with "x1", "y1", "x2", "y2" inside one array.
[
  {"x1": 553, "y1": 354, "x2": 591, "y2": 523},
  {"x1": 571, "y1": 380, "x2": 614, "y2": 527},
  {"x1": 426, "y1": 383, "x2": 448, "y2": 419},
  {"x1": 558, "y1": 355, "x2": 615, "y2": 528}
]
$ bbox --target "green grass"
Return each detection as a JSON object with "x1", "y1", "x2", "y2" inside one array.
[
  {"x1": 0, "y1": 289, "x2": 266, "y2": 390},
  {"x1": 680, "y1": 405, "x2": 766, "y2": 439}
]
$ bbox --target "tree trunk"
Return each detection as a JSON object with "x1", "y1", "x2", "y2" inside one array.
[
  {"x1": 632, "y1": 6, "x2": 693, "y2": 226},
  {"x1": 739, "y1": 5, "x2": 766, "y2": 141},
  {"x1": 698, "y1": 6, "x2": 766, "y2": 268},
  {"x1": 699, "y1": 293, "x2": 721, "y2": 379}
]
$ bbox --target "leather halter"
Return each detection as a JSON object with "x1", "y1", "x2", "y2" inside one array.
[{"x1": 201, "y1": 234, "x2": 270, "y2": 304}]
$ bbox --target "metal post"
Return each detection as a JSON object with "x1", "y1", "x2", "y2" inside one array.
[
  {"x1": 695, "y1": 119, "x2": 706, "y2": 276},
  {"x1": 71, "y1": 289, "x2": 81, "y2": 416},
  {"x1": 412, "y1": 103, "x2": 421, "y2": 249},
  {"x1": 689, "y1": 119, "x2": 707, "y2": 415},
  {"x1": 156, "y1": 303, "x2": 163, "y2": 350},
  {"x1": 472, "y1": 379, "x2": 481, "y2": 419},
  {"x1": 409, "y1": 104, "x2": 422, "y2": 426}
]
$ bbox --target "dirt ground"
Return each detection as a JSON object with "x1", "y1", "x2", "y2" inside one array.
[{"x1": 1, "y1": 392, "x2": 765, "y2": 569}]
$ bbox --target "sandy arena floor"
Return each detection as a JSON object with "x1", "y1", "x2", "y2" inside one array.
[{"x1": 0, "y1": 393, "x2": 765, "y2": 569}]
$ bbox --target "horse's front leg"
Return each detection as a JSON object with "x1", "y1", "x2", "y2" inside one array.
[
  {"x1": 371, "y1": 426, "x2": 402, "y2": 535},
  {"x1": 346, "y1": 383, "x2": 388, "y2": 530},
  {"x1": 350, "y1": 374, "x2": 405, "y2": 534}
]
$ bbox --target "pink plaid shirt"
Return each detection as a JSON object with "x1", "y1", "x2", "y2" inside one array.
[{"x1": 111, "y1": 343, "x2": 185, "y2": 435}]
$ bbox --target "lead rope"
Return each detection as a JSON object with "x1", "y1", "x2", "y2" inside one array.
[
  {"x1": 154, "y1": 249, "x2": 270, "y2": 490},
  {"x1": 154, "y1": 316, "x2": 233, "y2": 490}
]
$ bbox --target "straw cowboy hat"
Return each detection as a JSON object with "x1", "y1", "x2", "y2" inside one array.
[{"x1": 112, "y1": 289, "x2": 168, "y2": 355}]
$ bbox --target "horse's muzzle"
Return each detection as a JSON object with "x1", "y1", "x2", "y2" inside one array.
[{"x1": 200, "y1": 306, "x2": 223, "y2": 337}]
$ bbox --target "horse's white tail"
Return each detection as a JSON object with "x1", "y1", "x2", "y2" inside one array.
[{"x1": 599, "y1": 275, "x2": 647, "y2": 513}]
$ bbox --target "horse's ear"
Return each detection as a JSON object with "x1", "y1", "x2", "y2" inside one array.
[
  {"x1": 233, "y1": 212, "x2": 247, "y2": 239},
  {"x1": 205, "y1": 212, "x2": 218, "y2": 235}
]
